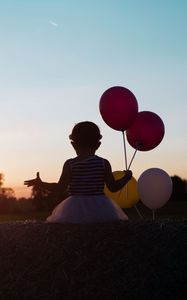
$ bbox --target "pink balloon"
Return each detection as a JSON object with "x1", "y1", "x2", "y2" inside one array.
[
  {"x1": 126, "y1": 111, "x2": 165, "y2": 151},
  {"x1": 99, "y1": 86, "x2": 138, "y2": 131}
]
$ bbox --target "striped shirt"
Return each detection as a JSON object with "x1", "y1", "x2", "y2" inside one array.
[{"x1": 68, "y1": 155, "x2": 105, "y2": 195}]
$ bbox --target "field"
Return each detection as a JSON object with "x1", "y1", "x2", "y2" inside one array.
[
  {"x1": 0, "y1": 201, "x2": 186, "y2": 299},
  {"x1": 0, "y1": 201, "x2": 187, "y2": 222}
]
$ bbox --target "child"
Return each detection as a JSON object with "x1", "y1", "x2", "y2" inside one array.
[{"x1": 24, "y1": 121, "x2": 132, "y2": 223}]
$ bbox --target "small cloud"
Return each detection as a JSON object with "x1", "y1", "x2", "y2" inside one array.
[{"x1": 49, "y1": 20, "x2": 58, "y2": 27}]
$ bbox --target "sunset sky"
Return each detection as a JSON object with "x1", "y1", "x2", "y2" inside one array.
[{"x1": 0, "y1": 0, "x2": 186, "y2": 198}]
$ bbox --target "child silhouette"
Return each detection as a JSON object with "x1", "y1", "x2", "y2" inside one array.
[{"x1": 24, "y1": 121, "x2": 132, "y2": 223}]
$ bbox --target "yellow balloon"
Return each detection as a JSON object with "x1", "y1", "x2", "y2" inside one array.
[{"x1": 104, "y1": 171, "x2": 139, "y2": 208}]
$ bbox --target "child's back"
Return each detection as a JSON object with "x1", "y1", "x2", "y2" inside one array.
[{"x1": 25, "y1": 121, "x2": 132, "y2": 223}]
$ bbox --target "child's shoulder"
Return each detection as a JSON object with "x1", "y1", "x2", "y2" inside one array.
[
  {"x1": 96, "y1": 155, "x2": 109, "y2": 163},
  {"x1": 64, "y1": 158, "x2": 75, "y2": 164},
  {"x1": 95, "y1": 155, "x2": 111, "y2": 168},
  {"x1": 65, "y1": 157, "x2": 82, "y2": 165}
]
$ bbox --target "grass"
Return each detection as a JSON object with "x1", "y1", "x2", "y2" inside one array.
[
  {"x1": 0, "y1": 201, "x2": 186, "y2": 222},
  {"x1": 0, "y1": 211, "x2": 49, "y2": 222},
  {"x1": 126, "y1": 201, "x2": 187, "y2": 220},
  {"x1": 0, "y1": 219, "x2": 186, "y2": 299},
  {"x1": 0, "y1": 201, "x2": 186, "y2": 299}
]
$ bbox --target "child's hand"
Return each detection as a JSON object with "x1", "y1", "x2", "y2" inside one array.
[
  {"x1": 124, "y1": 170, "x2": 133, "y2": 181},
  {"x1": 24, "y1": 172, "x2": 41, "y2": 187}
]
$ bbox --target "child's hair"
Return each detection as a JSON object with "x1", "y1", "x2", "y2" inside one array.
[{"x1": 69, "y1": 121, "x2": 102, "y2": 148}]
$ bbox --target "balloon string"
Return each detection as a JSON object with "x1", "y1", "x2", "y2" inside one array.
[
  {"x1": 121, "y1": 131, "x2": 128, "y2": 204},
  {"x1": 134, "y1": 204, "x2": 143, "y2": 219},
  {"x1": 128, "y1": 146, "x2": 139, "y2": 170},
  {"x1": 127, "y1": 144, "x2": 143, "y2": 219},
  {"x1": 121, "y1": 132, "x2": 143, "y2": 220},
  {"x1": 122, "y1": 131, "x2": 128, "y2": 170}
]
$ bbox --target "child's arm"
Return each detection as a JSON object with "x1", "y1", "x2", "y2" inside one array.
[
  {"x1": 24, "y1": 161, "x2": 71, "y2": 193},
  {"x1": 104, "y1": 159, "x2": 132, "y2": 192}
]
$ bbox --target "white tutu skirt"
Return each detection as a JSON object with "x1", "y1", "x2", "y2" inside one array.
[{"x1": 47, "y1": 195, "x2": 128, "y2": 224}]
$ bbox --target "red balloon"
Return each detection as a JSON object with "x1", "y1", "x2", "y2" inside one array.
[
  {"x1": 99, "y1": 86, "x2": 138, "y2": 131},
  {"x1": 126, "y1": 111, "x2": 165, "y2": 151}
]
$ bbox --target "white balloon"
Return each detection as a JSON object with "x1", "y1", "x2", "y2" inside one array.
[{"x1": 138, "y1": 168, "x2": 173, "y2": 209}]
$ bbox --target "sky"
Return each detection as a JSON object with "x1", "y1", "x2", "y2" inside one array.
[{"x1": 0, "y1": 0, "x2": 186, "y2": 198}]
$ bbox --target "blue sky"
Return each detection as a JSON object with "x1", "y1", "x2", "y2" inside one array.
[{"x1": 0, "y1": 0, "x2": 186, "y2": 198}]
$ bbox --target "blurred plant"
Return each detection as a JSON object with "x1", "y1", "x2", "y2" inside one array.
[
  {"x1": 0, "y1": 173, "x2": 17, "y2": 213},
  {"x1": 170, "y1": 176, "x2": 187, "y2": 201}
]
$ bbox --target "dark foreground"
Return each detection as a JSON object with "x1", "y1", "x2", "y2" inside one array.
[{"x1": 0, "y1": 220, "x2": 186, "y2": 300}]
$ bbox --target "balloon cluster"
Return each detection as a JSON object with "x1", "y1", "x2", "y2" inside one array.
[
  {"x1": 99, "y1": 86, "x2": 172, "y2": 213},
  {"x1": 100, "y1": 86, "x2": 165, "y2": 151}
]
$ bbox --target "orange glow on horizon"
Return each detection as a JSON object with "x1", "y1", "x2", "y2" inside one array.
[{"x1": 13, "y1": 186, "x2": 32, "y2": 199}]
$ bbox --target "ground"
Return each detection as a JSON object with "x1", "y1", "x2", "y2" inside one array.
[{"x1": 0, "y1": 220, "x2": 186, "y2": 299}]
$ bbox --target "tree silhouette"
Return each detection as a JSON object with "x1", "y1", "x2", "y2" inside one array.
[
  {"x1": 170, "y1": 175, "x2": 187, "y2": 201},
  {"x1": 0, "y1": 173, "x2": 15, "y2": 198},
  {"x1": 31, "y1": 184, "x2": 50, "y2": 211},
  {"x1": 30, "y1": 184, "x2": 67, "y2": 211},
  {"x1": 0, "y1": 173, "x2": 17, "y2": 213}
]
